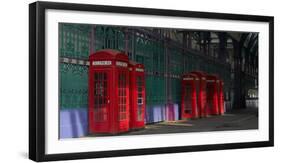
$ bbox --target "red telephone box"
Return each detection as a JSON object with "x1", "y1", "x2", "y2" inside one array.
[
  {"x1": 181, "y1": 73, "x2": 199, "y2": 119},
  {"x1": 218, "y1": 79, "x2": 225, "y2": 115},
  {"x1": 189, "y1": 71, "x2": 207, "y2": 118},
  {"x1": 88, "y1": 49, "x2": 130, "y2": 134},
  {"x1": 206, "y1": 75, "x2": 219, "y2": 115},
  {"x1": 129, "y1": 61, "x2": 146, "y2": 129}
]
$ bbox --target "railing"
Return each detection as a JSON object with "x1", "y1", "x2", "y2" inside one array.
[{"x1": 246, "y1": 98, "x2": 258, "y2": 108}]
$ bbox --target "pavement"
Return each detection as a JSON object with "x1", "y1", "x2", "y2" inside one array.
[
  {"x1": 88, "y1": 107, "x2": 258, "y2": 137},
  {"x1": 122, "y1": 107, "x2": 258, "y2": 136}
]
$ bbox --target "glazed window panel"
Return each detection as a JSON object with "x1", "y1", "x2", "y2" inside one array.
[
  {"x1": 137, "y1": 76, "x2": 144, "y2": 121},
  {"x1": 93, "y1": 72, "x2": 108, "y2": 122},
  {"x1": 118, "y1": 72, "x2": 127, "y2": 121}
]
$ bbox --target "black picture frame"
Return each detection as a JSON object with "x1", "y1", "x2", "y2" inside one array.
[{"x1": 29, "y1": 1, "x2": 274, "y2": 162}]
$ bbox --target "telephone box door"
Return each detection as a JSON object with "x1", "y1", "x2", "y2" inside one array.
[
  {"x1": 136, "y1": 75, "x2": 145, "y2": 124},
  {"x1": 116, "y1": 69, "x2": 130, "y2": 132},
  {"x1": 184, "y1": 84, "x2": 193, "y2": 117},
  {"x1": 130, "y1": 74, "x2": 145, "y2": 128},
  {"x1": 181, "y1": 76, "x2": 198, "y2": 119},
  {"x1": 206, "y1": 82, "x2": 214, "y2": 115},
  {"x1": 90, "y1": 70, "x2": 110, "y2": 133},
  {"x1": 200, "y1": 82, "x2": 207, "y2": 117},
  {"x1": 129, "y1": 62, "x2": 145, "y2": 129},
  {"x1": 206, "y1": 79, "x2": 219, "y2": 115}
]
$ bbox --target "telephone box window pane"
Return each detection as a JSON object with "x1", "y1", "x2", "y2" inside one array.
[
  {"x1": 104, "y1": 82, "x2": 107, "y2": 96},
  {"x1": 93, "y1": 72, "x2": 108, "y2": 122},
  {"x1": 94, "y1": 98, "x2": 98, "y2": 105},
  {"x1": 137, "y1": 98, "x2": 143, "y2": 104},
  {"x1": 118, "y1": 72, "x2": 127, "y2": 121},
  {"x1": 136, "y1": 76, "x2": 144, "y2": 121},
  {"x1": 137, "y1": 106, "x2": 142, "y2": 121}
]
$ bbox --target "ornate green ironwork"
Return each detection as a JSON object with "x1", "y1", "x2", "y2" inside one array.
[{"x1": 59, "y1": 23, "x2": 232, "y2": 109}]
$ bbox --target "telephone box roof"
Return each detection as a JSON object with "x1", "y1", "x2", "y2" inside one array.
[
  {"x1": 89, "y1": 49, "x2": 129, "y2": 61},
  {"x1": 182, "y1": 72, "x2": 198, "y2": 78},
  {"x1": 129, "y1": 61, "x2": 144, "y2": 68}
]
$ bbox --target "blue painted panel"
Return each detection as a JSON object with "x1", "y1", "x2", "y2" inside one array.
[
  {"x1": 145, "y1": 104, "x2": 179, "y2": 124},
  {"x1": 153, "y1": 105, "x2": 163, "y2": 122},
  {"x1": 173, "y1": 104, "x2": 179, "y2": 121},
  {"x1": 59, "y1": 104, "x2": 180, "y2": 138},
  {"x1": 60, "y1": 108, "x2": 88, "y2": 139}
]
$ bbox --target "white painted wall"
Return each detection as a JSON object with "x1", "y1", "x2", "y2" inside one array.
[{"x1": 0, "y1": 0, "x2": 280, "y2": 162}]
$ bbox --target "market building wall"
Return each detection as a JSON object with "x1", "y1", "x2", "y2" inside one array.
[{"x1": 58, "y1": 23, "x2": 242, "y2": 138}]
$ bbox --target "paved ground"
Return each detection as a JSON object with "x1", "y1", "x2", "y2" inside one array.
[
  {"x1": 124, "y1": 108, "x2": 258, "y2": 136},
  {"x1": 89, "y1": 107, "x2": 258, "y2": 137}
]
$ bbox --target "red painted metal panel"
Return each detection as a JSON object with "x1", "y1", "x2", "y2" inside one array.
[
  {"x1": 190, "y1": 71, "x2": 207, "y2": 118},
  {"x1": 129, "y1": 61, "x2": 146, "y2": 129},
  {"x1": 89, "y1": 49, "x2": 130, "y2": 134}
]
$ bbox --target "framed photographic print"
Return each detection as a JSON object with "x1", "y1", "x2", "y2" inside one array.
[{"x1": 29, "y1": 1, "x2": 274, "y2": 162}]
